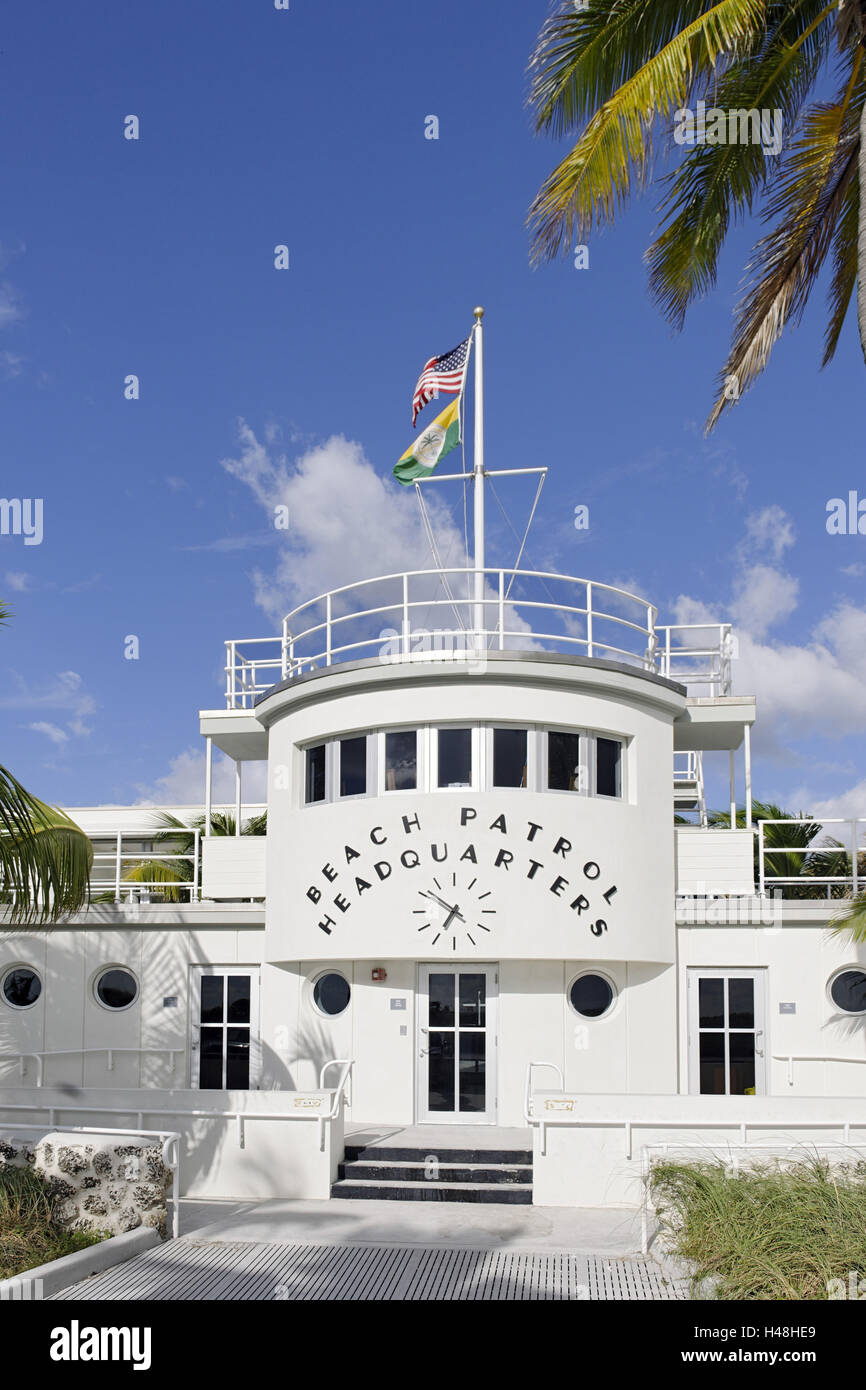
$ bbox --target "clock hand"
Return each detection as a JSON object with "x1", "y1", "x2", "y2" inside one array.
[
  {"x1": 442, "y1": 905, "x2": 461, "y2": 931},
  {"x1": 419, "y1": 890, "x2": 466, "y2": 924},
  {"x1": 420, "y1": 889, "x2": 462, "y2": 916}
]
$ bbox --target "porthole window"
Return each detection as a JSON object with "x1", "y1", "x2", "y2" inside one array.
[
  {"x1": 312, "y1": 972, "x2": 351, "y2": 1017},
  {"x1": 94, "y1": 967, "x2": 139, "y2": 1011},
  {"x1": 829, "y1": 969, "x2": 866, "y2": 1015},
  {"x1": 569, "y1": 972, "x2": 615, "y2": 1019},
  {"x1": 2, "y1": 966, "x2": 42, "y2": 1009}
]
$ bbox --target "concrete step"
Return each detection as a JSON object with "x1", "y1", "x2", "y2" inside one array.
[
  {"x1": 338, "y1": 1160, "x2": 532, "y2": 1184},
  {"x1": 343, "y1": 1144, "x2": 532, "y2": 1165},
  {"x1": 330, "y1": 1178, "x2": 534, "y2": 1204}
]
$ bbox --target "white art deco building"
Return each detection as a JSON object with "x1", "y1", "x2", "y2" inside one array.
[{"x1": 2, "y1": 317, "x2": 865, "y2": 1215}]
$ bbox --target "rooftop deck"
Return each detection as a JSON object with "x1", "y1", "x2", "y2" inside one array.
[{"x1": 222, "y1": 567, "x2": 734, "y2": 709}]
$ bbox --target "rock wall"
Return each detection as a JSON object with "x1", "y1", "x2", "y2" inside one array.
[{"x1": 0, "y1": 1132, "x2": 170, "y2": 1238}]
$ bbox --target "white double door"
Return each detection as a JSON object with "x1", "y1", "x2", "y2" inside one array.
[{"x1": 417, "y1": 965, "x2": 498, "y2": 1123}]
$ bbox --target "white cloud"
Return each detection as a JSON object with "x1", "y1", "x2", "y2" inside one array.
[
  {"x1": 28, "y1": 721, "x2": 68, "y2": 745},
  {"x1": 220, "y1": 421, "x2": 470, "y2": 624},
  {"x1": 730, "y1": 564, "x2": 799, "y2": 640},
  {"x1": 0, "y1": 282, "x2": 23, "y2": 329},
  {"x1": 673, "y1": 507, "x2": 866, "y2": 741},
  {"x1": 135, "y1": 747, "x2": 267, "y2": 807},
  {"x1": 805, "y1": 780, "x2": 866, "y2": 823},
  {"x1": 4, "y1": 572, "x2": 31, "y2": 592},
  {"x1": 0, "y1": 670, "x2": 95, "y2": 736},
  {"x1": 739, "y1": 505, "x2": 796, "y2": 563}
]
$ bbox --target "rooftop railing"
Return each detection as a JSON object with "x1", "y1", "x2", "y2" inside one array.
[
  {"x1": 223, "y1": 571, "x2": 736, "y2": 709},
  {"x1": 757, "y1": 818, "x2": 866, "y2": 900}
]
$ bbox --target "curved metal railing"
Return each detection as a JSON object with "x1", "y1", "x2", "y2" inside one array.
[{"x1": 224, "y1": 567, "x2": 659, "y2": 708}]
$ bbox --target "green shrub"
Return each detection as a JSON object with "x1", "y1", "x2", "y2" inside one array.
[
  {"x1": 650, "y1": 1156, "x2": 866, "y2": 1300},
  {"x1": 0, "y1": 1166, "x2": 104, "y2": 1280}
]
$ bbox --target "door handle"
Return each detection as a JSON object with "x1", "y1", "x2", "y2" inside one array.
[
  {"x1": 419, "y1": 1048, "x2": 431, "y2": 1057},
  {"x1": 754, "y1": 1029, "x2": 764, "y2": 1058}
]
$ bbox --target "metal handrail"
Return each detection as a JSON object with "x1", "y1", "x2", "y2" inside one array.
[
  {"x1": 10, "y1": 1048, "x2": 186, "y2": 1088},
  {"x1": 221, "y1": 571, "x2": 742, "y2": 708},
  {"x1": 757, "y1": 817, "x2": 866, "y2": 898},
  {"x1": 773, "y1": 1053, "x2": 866, "y2": 1086},
  {"x1": 0, "y1": 1057, "x2": 355, "y2": 1162},
  {"x1": 523, "y1": 1061, "x2": 565, "y2": 1120},
  {"x1": 222, "y1": 567, "x2": 659, "y2": 707}
]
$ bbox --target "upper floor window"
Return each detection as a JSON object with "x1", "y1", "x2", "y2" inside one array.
[
  {"x1": 492, "y1": 727, "x2": 527, "y2": 788},
  {"x1": 339, "y1": 735, "x2": 368, "y2": 798},
  {"x1": 596, "y1": 737, "x2": 622, "y2": 798},
  {"x1": 437, "y1": 727, "x2": 472, "y2": 788},
  {"x1": 302, "y1": 724, "x2": 625, "y2": 805},
  {"x1": 547, "y1": 730, "x2": 584, "y2": 792},
  {"x1": 385, "y1": 730, "x2": 417, "y2": 791},
  {"x1": 305, "y1": 743, "x2": 326, "y2": 804}
]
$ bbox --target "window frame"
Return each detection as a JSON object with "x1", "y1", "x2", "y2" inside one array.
[
  {"x1": 431, "y1": 723, "x2": 481, "y2": 793},
  {"x1": 1, "y1": 964, "x2": 43, "y2": 1011},
  {"x1": 310, "y1": 969, "x2": 352, "y2": 1019},
  {"x1": 302, "y1": 740, "x2": 329, "y2": 806},
  {"x1": 827, "y1": 967, "x2": 866, "y2": 1016},
  {"x1": 594, "y1": 734, "x2": 624, "y2": 800},
  {"x1": 485, "y1": 724, "x2": 535, "y2": 790},
  {"x1": 379, "y1": 725, "x2": 424, "y2": 796},
  {"x1": 336, "y1": 733, "x2": 374, "y2": 802},
  {"x1": 567, "y1": 969, "x2": 618, "y2": 1020},
  {"x1": 92, "y1": 965, "x2": 140, "y2": 1013}
]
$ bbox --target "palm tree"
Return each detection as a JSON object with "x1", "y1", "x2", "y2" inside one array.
[
  {"x1": 120, "y1": 810, "x2": 267, "y2": 902},
  {"x1": 0, "y1": 602, "x2": 93, "y2": 923},
  {"x1": 528, "y1": 2, "x2": 866, "y2": 429}
]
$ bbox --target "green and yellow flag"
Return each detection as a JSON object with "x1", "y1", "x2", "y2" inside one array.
[{"x1": 393, "y1": 398, "x2": 461, "y2": 486}]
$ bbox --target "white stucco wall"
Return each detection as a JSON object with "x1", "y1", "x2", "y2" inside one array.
[
  {"x1": 677, "y1": 924, "x2": 866, "y2": 1097},
  {"x1": 0, "y1": 921, "x2": 266, "y2": 1091}
]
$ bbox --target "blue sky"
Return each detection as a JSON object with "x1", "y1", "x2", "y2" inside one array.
[{"x1": 1, "y1": 0, "x2": 864, "y2": 818}]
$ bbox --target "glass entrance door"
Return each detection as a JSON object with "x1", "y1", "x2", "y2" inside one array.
[
  {"x1": 190, "y1": 968, "x2": 260, "y2": 1090},
  {"x1": 687, "y1": 969, "x2": 766, "y2": 1095},
  {"x1": 417, "y1": 965, "x2": 497, "y2": 1123}
]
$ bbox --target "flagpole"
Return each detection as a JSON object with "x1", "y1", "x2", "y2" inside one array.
[{"x1": 472, "y1": 306, "x2": 485, "y2": 642}]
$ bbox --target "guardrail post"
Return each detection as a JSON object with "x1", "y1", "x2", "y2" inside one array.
[
  {"x1": 325, "y1": 592, "x2": 333, "y2": 666},
  {"x1": 114, "y1": 833, "x2": 122, "y2": 903},
  {"x1": 226, "y1": 641, "x2": 236, "y2": 710},
  {"x1": 402, "y1": 574, "x2": 410, "y2": 657},
  {"x1": 852, "y1": 819, "x2": 859, "y2": 899},
  {"x1": 758, "y1": 822, "x2": 766, "y2": 896},
  {"x1": 193, "y1": 829, "x2": 200, "y2": 902},
  {"x1": 498, "y1": 570, "x2": 505, "y2": 649},
  {"x1": 586, "y1": 581, "x2": 593, "y2": 658}
]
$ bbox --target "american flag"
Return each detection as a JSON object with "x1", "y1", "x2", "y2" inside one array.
[{"x1": 411, "y1": 336, "x2": 471, "y2": 426}]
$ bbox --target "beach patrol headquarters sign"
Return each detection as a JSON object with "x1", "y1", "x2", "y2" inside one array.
[{"x1": 300, "y1": 801, "x2": 625, "y2": 956}]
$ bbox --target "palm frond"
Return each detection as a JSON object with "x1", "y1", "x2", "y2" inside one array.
[
  {"x1": 647, "y1": 0, "x2": 834, "y2": 327},
  {"x1": 528, "y1": 0, "x2": 770, "y2": 260},
  {"x1": 822, "y1": 160, "x2": 860, "y2": 361},
  {"x1": 0, "y1": 769, "x2": 93, "y2": 924},
  {"x1": 831, "y1": 893, "x2": 866, "y2": 941},
  {"x1": 706, "y1": 61, "x2": 864, "y2": 429}
]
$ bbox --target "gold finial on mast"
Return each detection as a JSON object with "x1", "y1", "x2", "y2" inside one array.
[{"x1": 473, "y1": 306, "x2": 484, "y2": 320}]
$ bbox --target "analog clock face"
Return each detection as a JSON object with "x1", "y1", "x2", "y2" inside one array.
[{"x1": 412, "y1": 870, "x2": 496, "y2": 949}]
